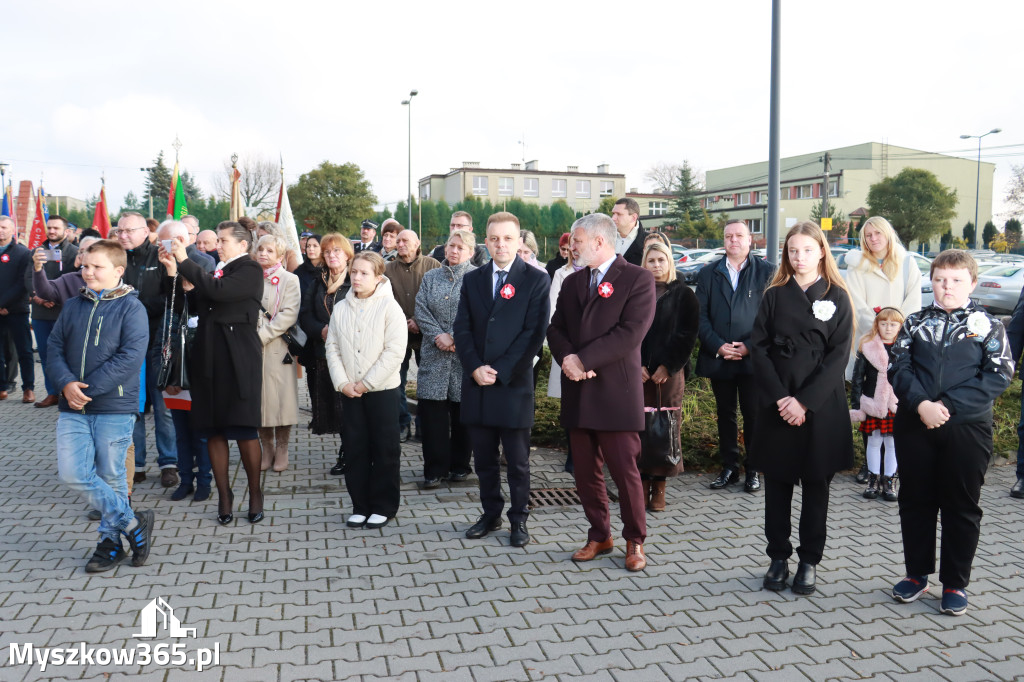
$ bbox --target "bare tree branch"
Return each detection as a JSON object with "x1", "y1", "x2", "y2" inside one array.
[
  {"x1": 212, "y1": 153, "x2": 281, "y2": 210},
  {"x1": 644, "y1": 162, "x2": 682, "y2": 193}
]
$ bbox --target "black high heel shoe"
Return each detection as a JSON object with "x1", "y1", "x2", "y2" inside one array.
[
  {"x1": 218, "y1": 490, "x2": 234, "y2": 525},
  {"x1": 247, "y1": 489, "x2": 264, "y2": 524}
]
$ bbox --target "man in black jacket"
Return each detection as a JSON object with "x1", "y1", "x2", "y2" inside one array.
[
  {"x1": 429, "y1": 211, "x2": 489, "y2": 267},
  {"x1": 353, "y1": 219, "x2": 381, "y2": 253},
  {"x1": 116, "y1": 212, "x2": 178, "y2": 487},
  {"x1": 694, "y1": 219, "x2": 774, "y2": 492},
  {"x1": 0, "y1": 216, "x2": 34, "y2": 403},
  {"x1": 611, "y1": 198, "x2": 647, "y2": 266},
  {"x1": 24, "y1": 215, "x2": 78, "y2": 407}
]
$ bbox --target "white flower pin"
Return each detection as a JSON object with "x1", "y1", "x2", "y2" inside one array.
[
  {"x1": 966, "y1": 311, "x2": 991, "y2": 337},
  {"x1": 812, "y1": 300, "x2": 836, "y2": 322}
]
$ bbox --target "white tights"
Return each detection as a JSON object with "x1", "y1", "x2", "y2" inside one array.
[{"x1": 866, "y1": 430, "x2": 897, "y2": 476}]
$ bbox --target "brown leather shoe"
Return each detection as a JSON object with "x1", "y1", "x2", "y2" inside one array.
[
  {"x1": 0, "y1": 390, "x2": 8, "y2": 400},
  {"x1": 22, "y1": 390, "x2": 35, "y2": 404},
  {"x1": 625, "y1": 540, "x2": 647, "y2": 572},
  {"x1": 160, "y1": 468, "x2": 179, "y2": 488},
  {"x1": 571, "y1": 538, "x2": 614, "y2": 562},
  {"x1": 34, "y1": 394, "x2": 59, "y2": 408}
]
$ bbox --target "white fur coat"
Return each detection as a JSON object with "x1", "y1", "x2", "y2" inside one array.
[{"x1": 849, "y1": 334, "x2": 898, "y2": 422}]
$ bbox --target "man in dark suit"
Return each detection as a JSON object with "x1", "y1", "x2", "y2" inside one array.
[
  {"x1": 454, "y1": 211, "x2": 550, "y2": 548},
  {"x1": 695, "y1": 219, "x2": 774, "y2": 492},
  {"x1": 548, "y1": 213, "x2": 657, "y2": 571},
  {"x1": 610, "y1": 198, "x2": 647, "y2": 266}
]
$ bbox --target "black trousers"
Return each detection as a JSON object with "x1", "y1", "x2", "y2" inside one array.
[
  {"x1": 467, "y1": 425, "x2": 531, "y2": 523},
  {"x1": 894, "y1": 413, "x2": 990, "y2": 589},
  {"x1": 711, "y1": 376, "x2": 757, "y2": 471},
  {"x1": 342, "y1": 389, "x2": 402, "y2": 518},
  {"x1": 0, "y1": 313, "x2": 34, "y2": 392},
  {"x1": 419, "y1": 399, "x2": 471, "y2": 480},
  {"x1": 764, "y1": 475, "x2": 833, "y2": 565}
]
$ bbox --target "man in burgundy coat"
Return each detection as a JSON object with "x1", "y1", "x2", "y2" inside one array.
[{"x1": 547, "y1": 213, "x2": 657, "y2": 571}]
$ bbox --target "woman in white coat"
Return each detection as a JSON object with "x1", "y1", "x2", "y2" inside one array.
[
  {"x1": 845, "y1": 216, "x2": 922, "y2": 483},
  {"x1": 325, "y1": 251, "x2": 408, "y2": 529},
  {"x1": 256, "y1": 235, "x2": 301, "y2": 472},
  {"x1": 845, "y1": 216, "x2": 922, "y2": 350}
]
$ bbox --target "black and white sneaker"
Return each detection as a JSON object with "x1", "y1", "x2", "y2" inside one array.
[
  {"x1": 85, "y1": 537, "x2": 127, "y2": 573},
  {"x1": 124, "y1": 509, "x2": 155, "y2": 567}
]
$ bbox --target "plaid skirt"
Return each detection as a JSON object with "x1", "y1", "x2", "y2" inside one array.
[{"x1": 859, "y1": 411, "x2": 895, "y2": 435}]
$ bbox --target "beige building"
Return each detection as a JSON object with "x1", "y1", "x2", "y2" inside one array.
[
  {"x1": 699, "y1": 142, "x2": 995, "y2": 249},
  {"x1": 418, "y1": 161, "x2": 625, "y2": 215}
]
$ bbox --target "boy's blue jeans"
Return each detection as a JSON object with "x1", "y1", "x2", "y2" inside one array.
[{"x1": 57, "y1": 412, "x2": 136, "y2": 542}]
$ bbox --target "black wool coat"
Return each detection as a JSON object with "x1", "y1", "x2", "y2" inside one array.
[
  {"x1": 179, "y1": 256, "x2": 264, "y2": 431},
  {"x1": 747, "y1": 277, "x2": 854, "y2": 483},
  {"x1": 640, "y1": 280, "x2": 700, "y2": 379},
  {"x1": 454, "y1": 256, "x2": 550, "y2": 430}
]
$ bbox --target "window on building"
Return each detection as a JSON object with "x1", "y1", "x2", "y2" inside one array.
[
  {"x1": 797, "y1": 184, "x2": 813, "y2": 199},
  {"x1": 552, "y1": 179, "x2": 566, "y2": 197},
  {"x1": 600, "y1": 180, "x2": 614, "y2": 197},
  {"x1": 523, "y1": 178, "x2": 539, "y2": 197},
  {"x1": 649, "y1": 201, "x2": 667, "y2": 216},
  {"x1": 750, "y1": 218, "x2": 763, "y2": 234},
  {"x1": 828, "y1": 180, "x2": 838, "y2": 197},
  {"x1": 472, "y1": 176, "x2": 488, "y2": 196},
  {"x1": 498, "y1": 177, "x2": 513, "y2": 196},
  {"x1": 737, "y1": 193, "x2": 751, "y2": 206},
  {"x1": 576, "y1": 180, "x2": 591, "y2": 198},
  {"x1": 420, "y1": 184, "x2": 430, "y2": 200},
  {"x1": 758, "y1": 191, "x2": 768, "y2": 204}
]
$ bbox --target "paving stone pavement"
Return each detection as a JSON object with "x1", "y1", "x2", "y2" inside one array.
[{"x1": 2, "y1": 357, "x2": 1024, "y2": 681}]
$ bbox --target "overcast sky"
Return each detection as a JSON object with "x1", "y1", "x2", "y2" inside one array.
[{"x1": 5, "y1": 0, "x2": 1022, "y2": 221}]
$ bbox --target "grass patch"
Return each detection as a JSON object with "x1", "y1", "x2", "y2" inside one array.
[{"x1": 417, "y1": 346, "x2": 1022, "y2": 473}]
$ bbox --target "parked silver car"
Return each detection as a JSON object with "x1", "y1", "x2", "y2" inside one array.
[{"x1": 970, "y1": 264, "x2": 1024, "y2": 314}]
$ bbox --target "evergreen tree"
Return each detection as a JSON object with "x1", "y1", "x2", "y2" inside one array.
[
  {"x1": 982, "y1": 221, "x2": 998, "y2": 248},
  {"x1": 962, "y1": 222, "x2": 976, "y2": 248},
  {"x1": 1004, "y1": 218, "x2": 1022, "y2": 250},
  {"x1": 670, "y1": 161, "x2": 702, "y2": 224}
]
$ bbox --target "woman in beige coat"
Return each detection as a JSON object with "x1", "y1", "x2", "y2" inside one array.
[{"x1": 256, "y1": 234, "x2": 301, "y2": 472}]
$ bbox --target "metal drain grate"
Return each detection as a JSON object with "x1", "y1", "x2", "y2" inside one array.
[{"x1": 529, "y1": 487, "x2": 581, "y2": 508}]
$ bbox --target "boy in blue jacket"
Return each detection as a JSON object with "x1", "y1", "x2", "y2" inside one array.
[
  {"x1": 888, "y1": 250, "x2": 1013, "y2": 615},
  {"x1": 47, "y1": 239, "x2": 155, "y2": 573}
]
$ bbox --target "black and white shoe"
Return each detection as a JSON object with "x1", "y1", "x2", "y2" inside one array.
[{"x1": 85, "y1": 537, "x2": 127, "y2": 573}]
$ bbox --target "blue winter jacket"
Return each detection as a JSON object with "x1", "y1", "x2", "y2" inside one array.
[{"x1": 46, "y1": 282, "x2": 149, "y2": 414}]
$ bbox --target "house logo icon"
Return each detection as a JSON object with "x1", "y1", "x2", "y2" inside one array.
[{"x1": 133, "y1": 597, "x2": 197, "y2": 639}]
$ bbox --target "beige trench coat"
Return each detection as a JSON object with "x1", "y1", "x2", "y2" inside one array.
[{"x1": 258, "y1": 268, "x2": 301, "y2": 427}]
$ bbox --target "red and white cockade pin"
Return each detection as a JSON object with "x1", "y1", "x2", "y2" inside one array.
[
  {"x1": 500, "y1": 283, "x2": 516, "y2": 299},
  {"x1": 213, "y1": 269, "x2": 224, "y2": 279},
  {"x1": 270, "y1": 276, "x2": 280, "y2": 286},
  {"x1": 0, "y1": 254, "x2": 8, "y2": 263},
  {"x1": 597, "y1": 281, "x2": 614, "y2": 298}
]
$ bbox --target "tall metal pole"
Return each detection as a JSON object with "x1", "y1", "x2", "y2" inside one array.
[
  {"x1": 959, "y1": 128, "x2": 1000, "y2": 249},
  {"x1": 766, "y1": 0, "x2": 782, "y2": 264},
  {"x1": 403, "y1": 89, "x2": 418, "y2": 232}
]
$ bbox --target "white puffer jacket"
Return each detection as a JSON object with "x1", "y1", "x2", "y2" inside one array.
[{"x1": 325, "y1": 277, "x2": 408, "y2": 393}]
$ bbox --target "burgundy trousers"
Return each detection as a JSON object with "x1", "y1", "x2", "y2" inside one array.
[{"x1": 569, "y1": 429, "x2": 647, "y2": 544}]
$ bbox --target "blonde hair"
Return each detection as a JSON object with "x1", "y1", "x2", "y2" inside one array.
[
  {"x1": 857, "y1": 216, "x2": 903, "y2": 280},
  {"x1": 352, "y1": 250, "x2": 386, "y2": 276},
  {"x1": 256, "y1": 234, "x2": 287, "y2": 261},
  {"x1": 642, "y1": 242, "x2": 677, "y2": 283},
  {"x1": 447, "y1": 229, "x2": 476, "y2": 250},
  {"x1": 859, "y1": 306, "x2": 905, "y2": 351}
]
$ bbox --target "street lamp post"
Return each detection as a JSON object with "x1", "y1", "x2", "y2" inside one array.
[
  {"x1": 401, "y1": 89, "x2": 418, "y2": 235},
  {"x1": 959, "y1": 127, "x2": 1001, "y2": 249}
]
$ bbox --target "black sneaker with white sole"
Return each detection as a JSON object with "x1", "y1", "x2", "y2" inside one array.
[{"x1": 85, "y1": 537, "x2": 127, "y2": 573}]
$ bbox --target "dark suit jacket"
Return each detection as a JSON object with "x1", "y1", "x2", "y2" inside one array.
[
  {"x1": 548, "y1": 255, "x2": 656, "y2": 432},
  {"x1": 454, "y1": 256, "x2": 550, "y2": 429}
]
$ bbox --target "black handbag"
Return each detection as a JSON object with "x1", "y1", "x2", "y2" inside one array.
[
  {"x1": 638, "y1": 386, "x2": 682, "y2": 470},
  {"x1": 156, "y1": 277, "x2": 195, "y2": 390},
  {"x1": 261, "y1": 305, "x2": 306, "y2": 357}
]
